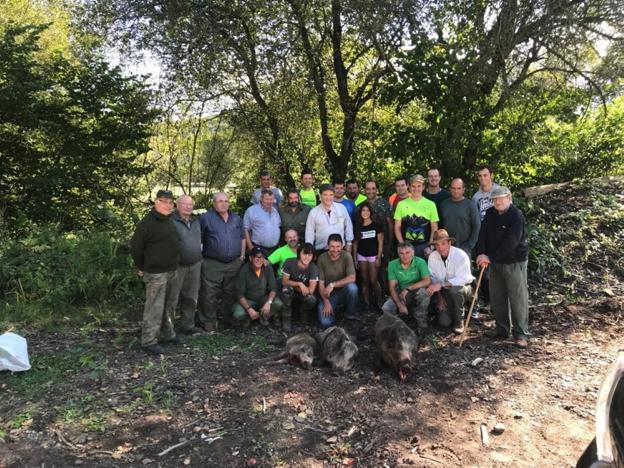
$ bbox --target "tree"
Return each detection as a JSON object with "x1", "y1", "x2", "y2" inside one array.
[
  {"x1": 386, "y1": 0, "x2": 624, "y2": 180},
  {"x1": 0, "y1": 23, "x2": 158, "y2": 230},
  {"x1": 83, "y1": 0, "x2": 414, "y2": 180}
]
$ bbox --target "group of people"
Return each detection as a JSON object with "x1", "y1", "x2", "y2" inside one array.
[{"x1": 130, "y1": 166, "x2": 530, "y2": 355}]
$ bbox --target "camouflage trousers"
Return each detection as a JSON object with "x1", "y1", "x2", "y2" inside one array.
[
  {"x1": 381, "y1": 287, "x2": 430, "y2": 329},
  {"x1": 141, "y1": 271, "x2": 177, "y2": 347},
  {"x1": 165, "y1": 261, "x2": 201, "y2": 333}
]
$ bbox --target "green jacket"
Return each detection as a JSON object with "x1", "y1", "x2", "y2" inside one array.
[
  {"x1": 236, "y1": 264, "x2": 277, "y2": 303},
  {"x1": 130, "y1": 209, "x2": 180, "y2": 273}
]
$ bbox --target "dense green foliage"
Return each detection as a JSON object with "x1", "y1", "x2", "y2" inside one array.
[
  {"x1": 0, "y1": 23, "x2": 158, "y2": 231},
  {"x1": 0, "y1": 225, "x2": 142, "y2": 328}
]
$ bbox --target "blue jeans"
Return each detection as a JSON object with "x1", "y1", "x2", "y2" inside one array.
[{"x1": 317, "y1": 283, "x2": 358, "y2": 328}]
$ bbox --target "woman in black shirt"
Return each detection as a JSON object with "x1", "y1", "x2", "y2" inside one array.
[{"x1": 353, "y1": 201, "x2": 384, "y2": 311}]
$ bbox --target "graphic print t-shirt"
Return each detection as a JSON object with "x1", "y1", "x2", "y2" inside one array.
[
  {"x1": 393, "y1": 197, "x2": 439, "y2": 245},
  {"x1": 281, "y1": 258, "x2": 319, "y2": 286},
  {"x1": 357, "y1": 222, "x2": 382, "y2": 257}
]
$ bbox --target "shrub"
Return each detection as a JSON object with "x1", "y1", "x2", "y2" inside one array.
[{"x1": 0, "y1": 225, "x2": 142, "y2": 327}]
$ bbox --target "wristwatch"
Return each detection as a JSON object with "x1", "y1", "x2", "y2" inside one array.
[{"x1": 267, "y1": 300, "x2": 273, "y2": 305}]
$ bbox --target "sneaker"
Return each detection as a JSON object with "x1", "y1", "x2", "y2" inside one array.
[
  {"x1": 144, "y1": 344, "x2": 165, "y2": 355},
  {"x1": 202, "y1": 322, "x2": 217, "y2": 333},
  {"x1": 471, "y1": 309, "x2": 480, "y2": 320},
  {"x1": 515, "y1": 337, "x2": 528, "y2": 348},
  {"x1": 345, "y1": 314, "x2": 358, "y2": 321},
  {"x1": 452, "y1": 326, "x2": 464, "y2": 335},
  {"x1": 169, "y1": 335, "x2": 185, "y2": 345},
  {"x1": 183, "y1": 326, "x2": 205, "y2": 335},
  {"x1": 260, "y1": 316, "x2": 269, "y2": 326}
]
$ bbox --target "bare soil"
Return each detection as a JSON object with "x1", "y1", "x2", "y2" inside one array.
[
  {"x1": 1, "y1": 295, "x2": 623, "y2": 468},
  {"x1": 2, "y1": 177, "x2": 623, "y2": 467}
]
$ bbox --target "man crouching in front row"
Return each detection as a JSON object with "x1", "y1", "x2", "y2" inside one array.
[
  {"x1": 233, "y1": 246, "x2": 284, "y2": 329},
  {"x1": 381, "y1": 242, "x2": 431, "y2": 335}
]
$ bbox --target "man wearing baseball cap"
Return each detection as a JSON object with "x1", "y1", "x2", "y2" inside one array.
[
  {"x1": 426, "y1": 229, "x2": 474, "y2": 334},
  {"x1": 476, "y1": 186, "x2": 530, "y2": 347},
  {"x1": 130, "y1": 189, "x2": 183, "y2": 355},
  {"x1": 233, "y1": 247, "x2": 284, "y2": 329}
]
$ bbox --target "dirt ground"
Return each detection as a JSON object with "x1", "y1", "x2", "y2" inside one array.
[
  {"x1": 1, "y1": 295, "x2": 623, "y2": 468},
  {"x1": 2, "y1": 177, "x2": 623, "y2": 467}
]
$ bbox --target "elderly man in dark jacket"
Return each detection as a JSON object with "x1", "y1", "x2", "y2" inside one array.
[
  {"x1": 476, "y1": 186, "x2": 530, "y2": 348},
  {"x1": 130, "y1": 190, "x2": 183, "y2": 355}
]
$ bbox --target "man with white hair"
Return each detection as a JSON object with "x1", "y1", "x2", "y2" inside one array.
[
  {"x1": 165, "y1": 195, "x2": 204, "y2": 335},
  {"x1": 476, "y1": 186, "x2": 530, "y2": 348}
]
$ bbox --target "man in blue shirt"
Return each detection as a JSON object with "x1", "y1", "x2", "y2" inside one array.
[
  {"x1": 243, "y1": 189, "x2": 281, "y2": 255},
  {"x1": 198, "y1": 192, "x2": 246, "y2": 331}
]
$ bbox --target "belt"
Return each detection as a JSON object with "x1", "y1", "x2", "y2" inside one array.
[{"x1": 204, "y1": 256, "x2": 239, "y2": 264}]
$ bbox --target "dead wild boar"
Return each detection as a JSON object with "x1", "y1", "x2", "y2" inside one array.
[
  {"x1": 316, "y1": 326, "x2": 358, "y2": 374},
  {"x1": 271, "y1": 333, "x2": 319, "y2": 369},
  {"x1": 375, "y1": 312, "x2": 420, "y2": 382}
]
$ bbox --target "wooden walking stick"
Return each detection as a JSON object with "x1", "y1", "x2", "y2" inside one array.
[{"x1": 459, "y1": 264, "x2": 487, "y2": 347}]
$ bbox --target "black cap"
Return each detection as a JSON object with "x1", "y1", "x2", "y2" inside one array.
[
  {"x1": 249, "y1": 246, "x2": 265, "y2": 258},
  {"x1": 156, "y1": 189, "x2": 174, "y2": 199}
]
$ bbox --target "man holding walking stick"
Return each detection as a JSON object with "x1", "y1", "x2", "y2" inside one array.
[{"x1": 476, "y1": 187, "x2": 530, "y2": 348}]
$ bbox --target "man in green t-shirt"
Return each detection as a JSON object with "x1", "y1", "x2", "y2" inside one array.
[
  {"x1": 394, "y1": 174, "x2": 439, "y2": 259},
  {"x1": 267, "y1": 228, "x2": 298, "y2": 283},
  {"x1": 382, "y1": 242, "x2": 432, "y2": 334},
  {"x1": 299, "y1": 168, "x2": 319, "y2": 208}
]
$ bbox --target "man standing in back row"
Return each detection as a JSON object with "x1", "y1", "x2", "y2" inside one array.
[
  {"x1": 439, "y1": 178, "x2": 480, "y2": 259},
  {"x1": 476, "y1": 187, "x2": 530, "y2": 348},
  {"x1": 473, "y1": 165, "x2": 500, "y2": 222},
  {"x1": 394, "y1": 174, "x2": 439, "y2": 258}
]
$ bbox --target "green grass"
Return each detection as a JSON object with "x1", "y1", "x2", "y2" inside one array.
[
  {"x1": 186, "y1": 332, "x2": 271, "y2": 355},
  {"x1": 3, "y1": 345, "x2": 109, "y2": 399}
]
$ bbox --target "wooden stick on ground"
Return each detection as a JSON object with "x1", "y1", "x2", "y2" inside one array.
[{"x1": 459, "y1": 264, "x2": 487, "y2": 347}]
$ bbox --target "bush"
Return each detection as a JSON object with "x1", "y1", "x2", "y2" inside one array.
[{"x1": 0, "y1": 225, "x2": 142, "y2": 327}]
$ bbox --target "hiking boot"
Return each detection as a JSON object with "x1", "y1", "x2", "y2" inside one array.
[
  {"x1": 484, "y1": 328, "x2": 508, "y2": 339},
  {"x1": 515, "y1": 337, "x2": 528, "y2": 348},
  {"x1": 143, "y1": 344, "x2": 165, "y2": 355},
  {"x1": 202, "y1": 322, "x2": 217, "y2": 333},
  {"x1": 169, "y1": 335, "x2": 185, "y2": 345}
]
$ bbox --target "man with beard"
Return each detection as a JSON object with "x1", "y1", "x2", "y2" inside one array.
[
  {"x1": 333, "y1": 178, "x2": 356, "y2": 220},
  {"x1": 278, "y1": 188, "x2": 310, "y2": 241},
  {"x1": 394, "y1": 174, "x2": 439, "y2": 258}
]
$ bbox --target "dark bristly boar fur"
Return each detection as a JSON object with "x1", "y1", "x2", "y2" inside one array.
[
  {"x1": 316, "y1": 326, "x2": 359, "y2": 374},
  {"x1": 375, "y1": 312, "x2": 420, "y2": 382},
  {"x1": 271, "y1": 333, "x2": 320, "y2": 369}
]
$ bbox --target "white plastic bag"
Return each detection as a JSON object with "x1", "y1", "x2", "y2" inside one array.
[{"x1": 0, "y1": 332, "x2": 31, "y2": 372}]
